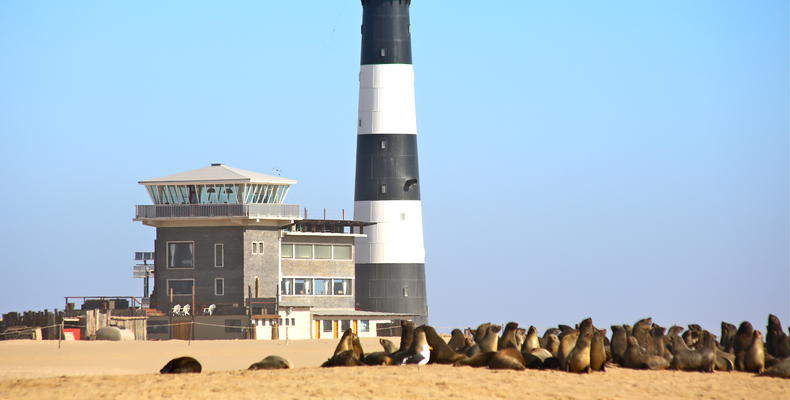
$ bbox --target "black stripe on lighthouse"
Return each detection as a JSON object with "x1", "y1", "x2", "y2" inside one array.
[
  {"x1": 361, "y1": 0, "x2": 412, "y2": 65},
  {"x1": 355, "y1": 134, "x2": 420, "y2": 202}
]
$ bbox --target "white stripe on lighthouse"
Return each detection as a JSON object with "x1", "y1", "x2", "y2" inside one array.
[
  {"x1": 354, "y1": 200, "x2": 425, "y2": 264},
  {"x1": 358, "y1": 64, "x2": 417, "y2": 135}
]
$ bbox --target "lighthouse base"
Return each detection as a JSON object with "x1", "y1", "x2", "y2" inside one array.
[{"x1": 355, "y1": 262, "x2": 428, "y2": 325}]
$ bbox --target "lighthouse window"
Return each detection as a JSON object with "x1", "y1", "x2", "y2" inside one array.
[
  {"x1": 380, "y1": 47, "x2": 387, "y2": 57},
  {"x1": 379, "y1": 140, "x2": 387, "y2": 150},
  {"x1": 380, "y1": 184, "x2": 387, "y2": 194}
]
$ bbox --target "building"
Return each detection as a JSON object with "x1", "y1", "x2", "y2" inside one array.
[{"x1": 134, "y1": 163, "x2": 412, "y2": 340}]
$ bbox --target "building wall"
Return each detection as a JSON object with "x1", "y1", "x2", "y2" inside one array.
[
  {"x1": 242, "y1": 227, "x2": 281, "y2": 299},
  {"x1": 152, "y1": 227, "x2": 245, "y2": 313},
  {"x1": 281, "y1": 235, "x2": 356, "y2": 309}
]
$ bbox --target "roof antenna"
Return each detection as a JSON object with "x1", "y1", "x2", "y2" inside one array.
[{"x1": 272, "y1": 168, "x2": 281, "y2": 176}]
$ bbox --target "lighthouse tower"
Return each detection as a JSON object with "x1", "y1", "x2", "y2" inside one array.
[{"x1": 354, "y1": 0, "x2": 428, "y2": 324}]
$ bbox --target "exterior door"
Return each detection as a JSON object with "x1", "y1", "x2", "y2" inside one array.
[
  {"x1": 314, "y1": 320, "x2": 321, "y2": 339},
  {"x1": 353, "y1": 320, "x2": 358, "y2": 334},
  {"x1": 333, "y1": 320, "x2": 339, "y2": 339}
]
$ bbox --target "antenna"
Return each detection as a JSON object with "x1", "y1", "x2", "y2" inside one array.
[{"x1": 272, "y1": 168, "x2": 282, "y2": 176}]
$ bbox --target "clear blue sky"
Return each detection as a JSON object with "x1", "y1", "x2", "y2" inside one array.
[{"x1": 1, "y1": 1, "x2": 787, "y2": 333}]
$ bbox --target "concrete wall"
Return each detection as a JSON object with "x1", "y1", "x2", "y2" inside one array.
[
  {"x1": 152, "y1": 227, "x2": 246, "y2": 313},
  {"x1": 242, "y1": 227, "x2": 281, "y2": 299},
  {"x1": 146, "y1": 315, "x2": 247, "y2": 340}
]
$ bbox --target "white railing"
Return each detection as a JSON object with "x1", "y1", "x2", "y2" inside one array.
[{"x1": 135, "y1": 204, "x2": 300, "y2": 220}]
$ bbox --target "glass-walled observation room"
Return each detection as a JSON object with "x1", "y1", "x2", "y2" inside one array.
[{"x1": 145, "y1": 184, "x2": 291, "y2": 205}]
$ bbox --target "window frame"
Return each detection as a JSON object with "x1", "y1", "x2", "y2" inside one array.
[
  {"x1": 252, "y1": 241, "x2": 264, "y2": 255},
  {"x1": 214, "y1": 243, "x2": 224, "y2": 268},
  {"x1": 166, "y1": 241, "x2": 195, "y2": 269},
  {"x1": 166, "y1": 278, "x2": 195, "y2": 296},
  {"x1": 215, "y1": 278, "x2": 225, "y2": 296}
]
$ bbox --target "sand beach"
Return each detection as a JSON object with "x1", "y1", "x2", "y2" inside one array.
[{"x1": 1, "y1": 338, "x2": 787, "y2": 400}]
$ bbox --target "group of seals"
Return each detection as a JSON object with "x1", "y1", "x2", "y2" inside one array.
[{"x1": 158, "y1": 314, "x2": 790, "y2": 379}]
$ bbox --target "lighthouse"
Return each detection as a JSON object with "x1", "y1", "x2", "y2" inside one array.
[{"x1": 354, "y1": 0, "x2": 428, "y2": 324}]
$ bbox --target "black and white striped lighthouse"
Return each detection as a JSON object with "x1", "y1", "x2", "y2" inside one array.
[{"x1": 354, "y1": 0, "x2": 428, "y2": 324}]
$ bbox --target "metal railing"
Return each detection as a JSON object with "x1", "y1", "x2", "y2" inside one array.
[{"x1": 135, "y1": 204, "x2": 300, "y2": 220}]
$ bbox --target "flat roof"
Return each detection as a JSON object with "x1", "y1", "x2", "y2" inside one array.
[{"x1": 139, "y1": 164, "x2": 296, "y2": 185}]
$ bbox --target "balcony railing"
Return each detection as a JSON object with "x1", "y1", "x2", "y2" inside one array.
[{"x1": 135, "y1": 204, "x2": 301, "y2": 220}]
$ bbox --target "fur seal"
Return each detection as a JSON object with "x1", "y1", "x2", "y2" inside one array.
[
  {"x1": 767, "y1": 314, "x2": 790, "y2": 358},
  {"x1": 379, "y1": 338, "x2": 397, "y2": 354},
  {"x1": 739, "y1": 330, "x2": 765, "y2": 373},
  {"x1": 453, "y1": 351, "x2": 495, "y2": 368},
  {"x1": 763, "y1": 356, "x2": 790, "y2": 379},
  {"x1": 556, "y1": 330, "x2": 579, "y2": 368},
  {"x1": 473, "y1": 323, "x2": 492, "y2": 344},
  {"x1": 498, "y1": 322, "x2": 520, "y2": 350},
  {"x1": 321, "y1": 328, "x2": 364, "y2": 367},
  {"x1": 610, "y1": 325, "x2": 627, "y2": 364},
  {"x1": 650, "y1": 326, "x2": 669, "y2": 359},
  {"x1": 514, "y1": 328, "x2": 526, "y2": 350},
  {"x1": 669, "y1": 331, "x2": 715, "y2": 372},
  {"x1": 720, "y1": 322, "x2": 737, "y2": 353},
  {"x1": 566, "y1": 329, "x2": 593, "y2": 373},
  {"x1": 623, "y1": 336, "x2": 668, "y2": 370},
  {"x1": 362, "y1": 352, "x2": 394, "y2": 366},
  {"x1": 447, "y1": 329, "x2": 467, "y2": 352},
  {"x1": 390, "y1": 320, "x2": 416, "y2": 364},
  {"x1": 590, "y1": 328, "x2": 607, "y2": 371},
  {"x1": 522, "y1": 326, "x2": 541, "y2": 353},
  {"x1": 632, "y1": 318, "x2": 653, "y2": 352},
  {"x1": 422, "y1": 325, "x2": 466, "y2": 364},
  {"x1": 715, "y1": 349, "x2": 735, "y2": 371},
  {"x1": 489, "y1": 347, "x2": 526, "y2": 371},
  {"x1": 683, "y1": 324, "x2": 703, "y2": 349},
  {"x1": 160, "y1": 356, "x2": 201, "y2": 374},
  {"x1": 478, "y1": 324, "x2": 501, "y2": 353},
  {"x1": 733, "y1": 322, "x2": 755, "y2": 371},
  {"x1": 248, "y1": 355, "x2": 293, "y2": 370},
  {"x1": 544, "y1": 334, "x2": 560, "y2": 356},
  {"x1": 403, "y1": 327, "x2": 431, "y2": 365}
]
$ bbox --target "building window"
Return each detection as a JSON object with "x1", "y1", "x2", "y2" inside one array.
[
  {"x1": 281, "y1": 278, "x2": 293, "y2": 295},
  {"x1": 294, "y1": 278, "x2": 311, "y2": 295},
  {"x1": 333, "y1": 245, "x2": 352, "y2": 260},
  {"x1": 295, "y1": 244, "x2": 313, "y2": 259},
  {"x1": 214, "y1": 243, "x2": 224, "y2": 267},
  {"x1": 215, "y1": 278, "x2": 224, "y2": 296},
  {"x1": 314, "y1": 279, "x2": 330, "y2": 295},
  {"x1": 167, "y1": 242, "x2": 194, "y2": 269},
  {"x1": 341, "y1": 320, "x2": 351, "y2": 332},
  {"x1": 360, "y1": 320, "x2": 370, "y2": 333},
  {"x1": 167, "y1": 279, "x2": 194, "y2": 296},
  {"x1": 281, "y1": 243, "x2": 293, "y2": 258},
  {"x1": 225, "y1": 319, "x2": 242, "y2": 333},
  {"x1": 322, "y1": 320, "x2": 332, "y2": 333},
  {"x1": 252, "y1": 241, "x2": 264, "y2": 255},
  {"x1": 315, "y1": 245, "x2": 331, "y2": 259},
  {"x1": 333, "y1": 279, "x2": 351, "y2": 295}
]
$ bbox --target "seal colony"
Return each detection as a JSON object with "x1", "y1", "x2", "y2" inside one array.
[{"x1": 157, "y1": 314, "x2": 790, "y2": 379}]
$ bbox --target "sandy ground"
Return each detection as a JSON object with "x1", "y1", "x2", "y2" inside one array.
[{"x1": 1, "y1": 339, "x2": 788, "y2": 400}]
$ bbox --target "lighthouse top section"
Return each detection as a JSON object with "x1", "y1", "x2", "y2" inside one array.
[
  {"x1": 361, "y1": 0, "x2": 412, "y2": 65},
  {"x1": 138, "y1": 163, "x2": 296, "y2": 205}
]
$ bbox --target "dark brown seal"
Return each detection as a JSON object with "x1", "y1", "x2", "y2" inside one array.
[
  {"x1": 623, "y1": 336, "x2": 668, "y2": 370},
  {"x1": 720, "y1": 321, "x2": 737, "y2": 353},
  {"x1": 498, "y1": 322, "x2": 520, "y2": 350},
  {"x1": 739, "y1": 330, "x2": 765, "y2": 373},
  {"x1": 422, "y1": 325, "x2": 467, "y2": 364},
  {"x1": 590, "y1": 328, "x2": 607, "y2": 371},
  {"x1": 610, "y1": 325, "x2": 628, "y2": 364},
  {"x1": 669, "y1": 331, "x2": 715, "y2": 372},
  {"x1": 767, "y1": 314, "x2": 790, "y2": 359},
  {"x1": 763, "y1": 356, "x2": 790, "y2": 379},
  {"x1": 248, "y1": 355, "x2": 293, "y2": 370},
  {"x1": 160, "y1": 356, "x2": 201, "y2": 374},
  {"x1": 447, "y1": 329, "x2": 467, "y2": 352},
  {"x1": 489, "y1": 347, "x2": 526, "y2": 370}
]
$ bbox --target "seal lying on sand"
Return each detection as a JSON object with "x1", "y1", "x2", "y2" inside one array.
[
  {"x1": 160, "y1": 356, "x2": 201, "y2": 374},
  {"x1": 489, "y1": 348, "x2": 526, "y2": 370},
  {"x1": 321, "y1": 328, "x2": 364, "y2": 367},
  {"x1": 670, "y1": 331, "x2": 715, "y2": 372},
  {"x1": 248, "y1": 355, "x2": 293, "y2": 370},
  {"x1": 763, "y1": 356, "x2": 790, "y2": 379}
]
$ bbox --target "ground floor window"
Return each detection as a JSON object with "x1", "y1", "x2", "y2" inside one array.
[
  {"x1": 360, "y1": 320, "x2": 370, "y2": 333},
  {"x1": 322, "y1": 320, "x2": 332, "y2": 333},
  {"x1": 341, "y1": 320, "x2": 351, "y2": 332},
  {"x1": 215, "y1": 278, "x2": 224, "y2": 296}
]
